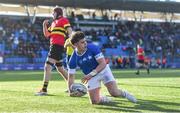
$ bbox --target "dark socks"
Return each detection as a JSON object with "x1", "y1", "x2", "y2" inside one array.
[{"x1": 42, "y1": 81, "x2": 48, "y2": 92}]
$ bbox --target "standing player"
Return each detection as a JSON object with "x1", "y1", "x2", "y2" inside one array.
[
  {"x1": 68, "y1": 31, "x2": 137, "y2": 104},
  {"x1": 135, "y1": 44, "x2": 150, "y2": 75},
  {"x1": 36, "y1": 6, "x2": 72, "y2": 96}
]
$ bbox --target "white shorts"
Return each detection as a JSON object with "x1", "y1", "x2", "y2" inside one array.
[{"x1": 87, "y1": 65, "x2": 115, "y2": 90}]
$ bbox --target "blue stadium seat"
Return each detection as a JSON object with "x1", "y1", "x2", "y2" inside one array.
[
  {"x1": 33, "y1": 57, "x2": 46, "y2": 63},
  {"x1": 98, "y1": 36, "x2": 108, "y2": 44},
  {"x1": 41, "y1": 50, "x2": 48, "y2": 57},
  {"x1": 4, "y1": 57, "x2": 28, "y2": 63},
  {"x1": 0, "y1": 43, "x2": 5, "y2": 51},
  {"x1": 104, "y1": 47, "x2": 129, "y2": 57}
]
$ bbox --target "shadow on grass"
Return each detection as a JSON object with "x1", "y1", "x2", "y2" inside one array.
[
  {"x1": 96, "y1": 98, "x2": 180, "y2": 112},
  {"x1": 119, "y1": 83, "x2": 180, "y2": 89},
  {"x1": 135, "y1": 99, "x2": 180, "y2": 112},
  {"x1": 1, "y1": 89, "x2": 56, "y2": 97},
  {"x1": 95, "y1": 101, "x2": 139, "y2": 112},
  {"x1": 1, "y1": 88, "x2": 180, "y2": 112}
]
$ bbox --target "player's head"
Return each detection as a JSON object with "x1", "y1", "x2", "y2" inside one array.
[
  {"x1": 53, "y1": 6, "x2": 63, "y2": 19},
  {"x1": 71, "y1": 31, "x2": 87, "y2": 50},
  {"x1": 71, "y1": 31, "x2": 85, "y2": 45}
]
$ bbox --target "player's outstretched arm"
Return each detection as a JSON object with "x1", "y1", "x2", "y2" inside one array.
[{"x1": 68, "y1": 73, "x2": 75, "y2": 96}]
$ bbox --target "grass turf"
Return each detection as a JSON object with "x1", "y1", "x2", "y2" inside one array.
[{"x1": 0, "y1": 69, "x2": 180, "y2": 113}]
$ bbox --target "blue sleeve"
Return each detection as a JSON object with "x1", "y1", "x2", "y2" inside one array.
[
  {"x1": 88, "y1": 44, "x2": 104, "y2": 60},
  {"x1": 89, "y1": 44, "x2": 101, "y2": 56}
]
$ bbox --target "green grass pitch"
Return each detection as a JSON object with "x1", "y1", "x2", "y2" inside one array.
[{"x1": 0, "y1": 69, "x2": 180, "y2": 113}]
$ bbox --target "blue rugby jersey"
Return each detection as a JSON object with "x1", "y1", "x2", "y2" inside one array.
[{"x1": 68, "y1": 43, "x2": 104, "y2": 75}]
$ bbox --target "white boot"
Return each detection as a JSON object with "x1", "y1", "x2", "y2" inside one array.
[{"x1": 123, "y1": 91, "x2": 137, "y2": 103}]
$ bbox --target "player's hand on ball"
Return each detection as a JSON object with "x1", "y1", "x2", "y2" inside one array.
[{"x1": 81, "y1": 74, "x2": 92, "y2": 84}]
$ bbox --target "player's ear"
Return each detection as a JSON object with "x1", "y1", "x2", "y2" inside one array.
[{"x1": 73, "y1": 43, "x2": 78, "y2": 47}]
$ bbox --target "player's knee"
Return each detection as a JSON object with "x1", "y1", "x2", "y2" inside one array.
[
  {"x1": 44, "y1": 65, "x2": 51, "y2": 71},
  {"x1": 55, "y1": 62, "x2": 63, "y2": 67},
  {"x1": 45, "y1": 61, "x2": 54, "y2": 71},
  {"x1": 46, "y1": 61, "x2": 54, "y2": 67},
  {"x1": 109, "y1": 90, "x2": 119, "y2": 97}
]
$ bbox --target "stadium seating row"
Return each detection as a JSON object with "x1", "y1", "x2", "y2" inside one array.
[
  {"x1": 0, "y1": 64, "x2": 44, "y2": 70},
  {"x1": 4, "y1": 57, "x2": 46, "y2": 63}
]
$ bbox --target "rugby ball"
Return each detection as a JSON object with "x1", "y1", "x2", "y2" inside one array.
[{"x1": 70, "y1": 83, "x2": 87, "y2": 97}]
